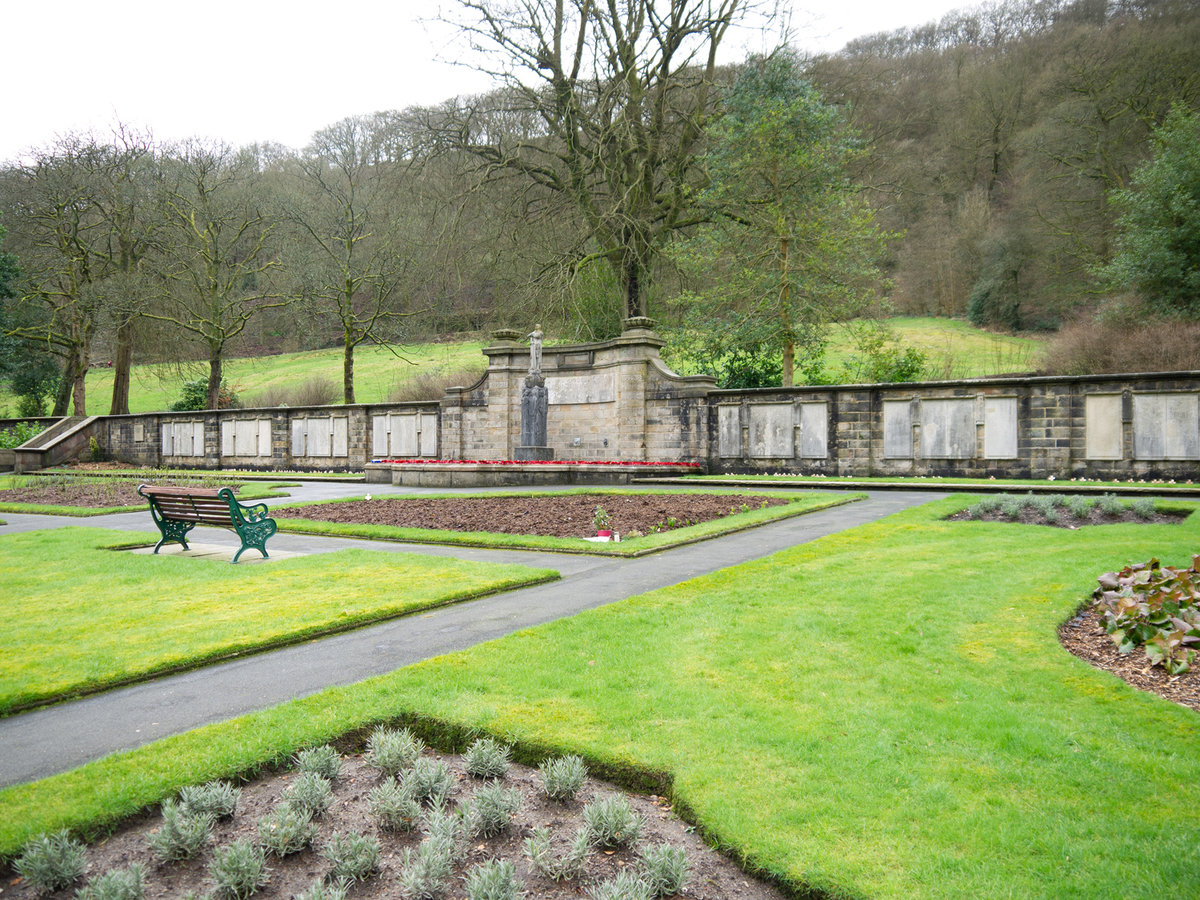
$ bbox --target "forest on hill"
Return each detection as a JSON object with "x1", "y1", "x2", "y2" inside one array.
[{"x1": 1, "y1": 0, "x2": 1197, "y2": 415}]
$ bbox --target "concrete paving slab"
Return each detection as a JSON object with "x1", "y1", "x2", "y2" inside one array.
[{"x1": 128, "y1": 543, "x2": 303, "y2": 563}]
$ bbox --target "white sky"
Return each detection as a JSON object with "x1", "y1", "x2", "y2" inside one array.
[{"x1": 1, "y1": 0, "x2": 970, "y2": 165}]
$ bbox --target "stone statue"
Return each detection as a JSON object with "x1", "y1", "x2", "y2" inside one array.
[{"x1": 528, "y1": 324, "x2": 543, "y2": 376}]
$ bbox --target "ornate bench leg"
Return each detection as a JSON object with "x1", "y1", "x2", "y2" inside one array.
[
  {"x1": 154, "y1": 518, "x2": 195, "y2": 553},
  {"x1": 231, "y1": 519, "x2": 276, "y2": 564}
]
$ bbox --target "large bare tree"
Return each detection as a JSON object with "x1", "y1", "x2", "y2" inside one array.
[
  {"x1": 146, "y1": 142, "x2": 290, "y2": 410},
  {"x1": 444, "y1": 0, "x2": 749, "y2": 320}
]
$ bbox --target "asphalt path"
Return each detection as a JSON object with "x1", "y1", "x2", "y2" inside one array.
[{"x1": 0, "y1": 482, "x2": 945, "y2": 786}]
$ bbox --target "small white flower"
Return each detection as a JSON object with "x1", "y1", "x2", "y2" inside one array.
[{"x1": 365, "y1": 493, "x2": 372, "y2": 500}]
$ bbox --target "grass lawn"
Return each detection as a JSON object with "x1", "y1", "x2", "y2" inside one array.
[
  {"x1": 3, "y1": 497, "x2": 1198, "y2": 899},
  {"x1": 271, "y1": 489, "x2": 857, "y2": 556},
  {"x1": 0, "y1": 527, "x2": 558, "y2": 715}
]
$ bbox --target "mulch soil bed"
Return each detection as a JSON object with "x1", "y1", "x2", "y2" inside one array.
[
  {"x1": 0, "y1": 482, "x2": 245, "y2": 509},
  {"x1": 1059, "y1": 606, "x2": 1199, "y2": 713},
  {"x1": 273, "y1": 494, "x2": 790, "y2": 539},
  {"x1": 945, "y1": 507, "x2": 1186, "y2": 527},
  {"x1": 1, "y1": 752, "x2": 786, "y2": 900}
]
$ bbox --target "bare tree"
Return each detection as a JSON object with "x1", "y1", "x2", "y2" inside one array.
[
  {"x1": 442, "y1": 0, "x2": 751, "y2": 320},
  {"x1": 289, "y1": 117, "x2": 416, "y2": 404},
  {"x1": 146, "y1": 141, "x2": 290, "y2": 410}
]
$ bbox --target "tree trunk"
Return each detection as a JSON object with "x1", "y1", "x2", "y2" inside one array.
[
  {"x1": 109, "y1": 318, "x2": 134, "y2": 415},
  {"x1": 52, "y1": 350, "x2": 76, "y2": 416},
  {"x1": 71, "y1": 345, "x2": 89, "y2": 415},
  {"x1": 780, "y1": 235, "x2": 793, "y2": 387},
  {"x1": 618, "y1": 252, "x2": 650, "y2": 321},
  {"x1": 343, "y1": 335, "x2": 356, "y2": 405},
  {"x1": 207, "y1": 355, "x2": 223, "y2": 410}
]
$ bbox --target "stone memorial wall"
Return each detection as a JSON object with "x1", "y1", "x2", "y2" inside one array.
[{"x1": 14, "y1": 322, "x2": 1200, "y2": 482}]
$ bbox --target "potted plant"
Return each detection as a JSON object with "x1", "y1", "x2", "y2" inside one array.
[{"x1": 593, "y1": 505, "x2": 612, "y2": 539}]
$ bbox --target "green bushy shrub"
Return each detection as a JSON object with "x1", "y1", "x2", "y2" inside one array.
[
  {"x1": 321, "y1": 832, "x2": 380, "y2": 884},
  {"x1": 366, "y1": 725, "x2": 423, "y2": 776},
  {"x1": 524, "y1": 826, "x2": 589, "y2": 882},
  {"x1": 75, "y1": 864, "x2": 145, "y2": 900},
  {"x1": 147, "y1": 799, "x2": 213, "y2": 862},
  {"x1": 257, "y1": 805, "x2": 318, "y2": 856},
  {"x1": 293, "y1": 745, "x2": 342, "y2": 781},
  {"x1": 179, "y1": 781, "x2": 239, "y2": 819},
  {"x1": 464, "y1": 860, "x2": 520, "y2": 900},
  {"x1": 639, "y1": 844, "x2": 689, "y2": 897},
  {"x1": 368, "y1": 777, "x2": 422, "y2": 832},
  {"x1": 281, "y1": 773, "x2": 333, "y2": 817},
  {"x1": 465, "y1": 782, "x2": 520, "y2": 837},
  {"x1": 539, "y1": 754, "x2": 588, "y2": 801},
  {"x1": 582, "y1": 796, "x2": 642, "y2": 848},
  {"x1": 463, "y1": 737, "x2": 511, "y2": 779},
  {"x1": 208, "y1": 839, "x2": 269, "y2": 900},
  {"x1": 15, "y1": 830, "x2": 87, "y2": 893}
]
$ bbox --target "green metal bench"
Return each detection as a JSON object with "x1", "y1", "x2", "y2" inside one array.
[{"x1": 138, "y1": 484, "x2": 277, "y2": 564}]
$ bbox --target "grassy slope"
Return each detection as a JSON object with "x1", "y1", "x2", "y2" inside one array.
[
  {"x1": 0, "y1": 527, "x2": 557, "y2": 715},
  {"x1": 0, "y1": 321, "x2": 1046, "y2": 416},
  {"x1": 3, "y1": 498, "x2": 1197, "y2": 899}
]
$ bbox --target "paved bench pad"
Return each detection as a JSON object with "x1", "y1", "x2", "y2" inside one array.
[{"x1": 138, "y1": 484, "x2": 277, "y2": 564}]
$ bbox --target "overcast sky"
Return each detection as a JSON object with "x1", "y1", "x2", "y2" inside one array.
[{"x1": 2, "y1": 0, "x2": 970, "y2": 164}]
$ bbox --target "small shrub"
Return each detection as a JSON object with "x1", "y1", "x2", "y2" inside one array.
[
  {"x1": 397, "y1": 838, "x2": 456, "y2": 900},
  {"x1": 587, "y1": 870, "x2": 652, "y2": 900},
  {"x1": 1067, "y1": 496, "x2": 1093, "y2": 519},
  {"x1": 0, "y1": 421, "x2": 44, "y2": 450},
  {"x1": 524, "y1": 826, "x2": 589, "y2": 882},
  {"x1": 1094, "y1": 555, "x2": 1200, "y2": 674},
  {"x1": 464, "y1": 737, "x2": 511, "y2": 779},
  {"x1": 208, "y1": 839, "x2": 270, "y2": 900},
  {"x1": 322, "y1": 832, "x2": 380, "y2": 884},
  {"x1": 147, "y1": 799, "x2": 213, "y2": 862},
  {"x1": 402, "y1": 757, "x2": 454, "y2": 806},
  {"x1": 975, "y1": 495, "x2": 1003, "y2": 513},
  {"x1": 170, "y1": 378, "x2": 241, "y2": 411},
  {"x1": 539, "y1": 754, "x2": 588, "y2": 801},
  {"x1": 293, "y1": 880, "x2": 348, "y2": 900},
  {"x1": 366, "y1": 725, "x2": 423, "y2": 776},
  {"x1": 293, "y1": 745, "x2": 342, "y2": 781},
  {"x1": 465, "y1": 782, "x2": 521, "y2": 838},
  {"x1": 388, "y1": 366, "x2": 487, "y2": 403},
  {"x1": 75, "y1": 864, "x2": 145, "y2": 900},
  {"x1": 179, "y1": 780, "x2": 240, "y2": 819},
  {"x1": 369, "y1": 777, "x2": 422, "y2": 832},
  {"x1": 15, "y1": 830, "x2": 88, "y2": 893},
  {"x1": 463, "y1": 859, "x2": 519, "y2": 900},
  {"x1": 1131, "y1": 498, "x2": 1157, "y2": 520},
  {"x1": 583, "y1": 796, "x2": 642, "y2": 848},
  {"x1": 639, "y1": 844, "x2": 689, "y2": 897},
  {"x1": 257, "y1": 804, "x2": 318, "y2": 856},
  {"x1": 1098, "y1": 493, "x2": 1126, "y2": 516},
  {"x1": 1045, "y1": 507, "x2": 1060, "y2": 525},
  {"x1": 964, "y1": 502, "x2": 985, "y2": 519},
  {"x1": 422, "y1": 804, "x2": 468, "y2": 863},
  {"x1": 281, "y1": 772, "x2": 333, "y2": 817},
  {"x1": 1000, "y1": 498, "x2": 1022, "y2": 521},
  {"x1": 1030, "y1": 495, "x2": 1056, "y2": 516}
]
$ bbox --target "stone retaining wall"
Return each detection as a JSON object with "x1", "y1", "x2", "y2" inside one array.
[{"x1": 710, "y1": 373, "x2": 1200, "y2": 481}]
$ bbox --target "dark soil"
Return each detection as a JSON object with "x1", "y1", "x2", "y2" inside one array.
[
  {"x1": 2, "y1": 751, "x2": 786, "y2": 900},
  {"x1": 0, "y1": 480, "x2": 245, "y2": 509},
  {"x1": 1059, "y1": 606, "x2": 1199, "y2": 713},
  {"x1": 946, "y1": 507, "x2": 1186, "y2": 527},
  {"x1": 273, "y1": 495, "x2": 790, "y2": 539}
]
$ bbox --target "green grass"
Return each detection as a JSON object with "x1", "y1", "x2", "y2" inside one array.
[
  {"x1": 880, "y1": 317, "x2": 1045, "y2": 379},
  {"x1": 0, "y1": 527, "x2": 557, "y2": 715},
  {"x1": 0, "y1": 481, "x2": 295, "y2": 516},
  {"x1": 3, "y1": 499, "x2": 1198, "y2": 899},
  {"x1": 0, "y1": 341, "x2": 488, "y2": 416},
  {"x1": 272, "y1": 489, "x2": 858, "y2": 556}
]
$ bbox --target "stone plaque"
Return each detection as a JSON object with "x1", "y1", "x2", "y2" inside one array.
[
  {"x1": 419, "y1": 412, "x2": 439, "y2": 457},
  {"x1": 1085, "y1": 394, "x2": 1122, "y2": 460},
  {"x1": 332, "y1": 417, "x2": 349, "y2": 458},
  {"x1": 883, "y1": 401, "x2": 913, "y2": 458},
  {"x1": 308, "y1": 418, "x2": 332, "y2": 457},
  {"x1": 133, "y1": 422, "x2": 144, "y2": 443},
  {"x1": 220, "y1": 420, "x2": 234, "y2": 456},
  {"x1": 983, "y1": 397, "x2": 1017, "y2": 459},
  {"x1": 920, "y1": 399, "x2": 975, "y2": 459},
  {"x1": 291, "y1": 419, "x2": 306, "y2": 457},
  {"x1": 394, "y1": 415, "x2": 419, "y2": 456},
  {"x1": 1134, "y1": 393, "x2": 1200, "y2": 460},
  {"x1": 547, "y1": 373, "x2": 615, "y2": 405},
  {"x1": 749, "y1": 404, "x2": 793, "y2": 459},
  {"x1": 717, "y1": 406, "x2": 741, "y2": 458},
  {"x1": 798, "y1": 403, "x2": 828, "y2": 458},
  {"x1": 372, "y1": 415, "x2": 389, "y2": 457}
]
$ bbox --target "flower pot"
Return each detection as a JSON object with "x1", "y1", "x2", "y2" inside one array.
[{"x1": 596, "y1": 529, "x2": 612, "y2": 539}]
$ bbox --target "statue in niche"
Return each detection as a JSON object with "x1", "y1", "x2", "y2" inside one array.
[{"x1": 528, "y1": 324, "x2": 543, "y2": 377}]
